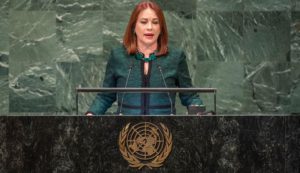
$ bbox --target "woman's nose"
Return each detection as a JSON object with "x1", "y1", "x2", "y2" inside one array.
[{"x1": 146, "y1": 23, "x2": 153, "y2": 30}]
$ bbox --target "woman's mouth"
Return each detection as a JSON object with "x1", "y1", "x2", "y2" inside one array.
[{"x1": 144, "y1": 33, "x2": 154, "y2": 39}]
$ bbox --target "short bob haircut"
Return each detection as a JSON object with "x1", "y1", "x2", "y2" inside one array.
[{"x1": 123, "y1": 0, "x2": 168, "y2": 56}]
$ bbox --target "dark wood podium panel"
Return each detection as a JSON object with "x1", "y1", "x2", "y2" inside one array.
[{"x1": 0, "y1": 115, "x2": 299, "y2": 173}]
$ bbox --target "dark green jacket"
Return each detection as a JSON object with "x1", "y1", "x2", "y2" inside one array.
[{"x1": 88, "y1": 46, "x2": 203, "y2": 115}]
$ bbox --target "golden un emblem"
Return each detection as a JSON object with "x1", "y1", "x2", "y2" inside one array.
[{"x1": 119, "y1": 122, "x2": 172, "y2": 169}]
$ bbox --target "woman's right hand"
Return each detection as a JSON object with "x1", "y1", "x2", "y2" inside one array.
[{"x1": 85, "y1": 112, "x2": 94, "y2": 116}]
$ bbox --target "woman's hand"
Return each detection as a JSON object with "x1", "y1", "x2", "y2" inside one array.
[
  {"x1": 85, "y1": 112, "x2": 94, "y2": 116},
  {"x1": 188, "y1": 105, "x2": 206, "y2": 115}
]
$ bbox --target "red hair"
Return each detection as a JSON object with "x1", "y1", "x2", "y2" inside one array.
[{"x1": 123, "y1": 0, "x2": 168, "y2": 56}]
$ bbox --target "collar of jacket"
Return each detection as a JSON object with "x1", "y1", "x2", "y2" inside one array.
[{"x1": 135, "y1": 51, "x2": 157, "y2": 62}]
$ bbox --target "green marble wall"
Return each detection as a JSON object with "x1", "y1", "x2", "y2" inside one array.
[{"x1": 0, "y1": 0, "x2": 299, "y2": 114}]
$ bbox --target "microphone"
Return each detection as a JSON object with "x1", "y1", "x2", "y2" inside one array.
[
  {"x1": 119, "y1": 60, "x2": 134, "y2": 115},
  {"x1": 156, "y1": 64, "x2": 174, "y2": 115}
]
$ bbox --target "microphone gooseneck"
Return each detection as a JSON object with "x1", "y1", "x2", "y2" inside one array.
[
  {"x1": 119, "y1": 60, "x2": 134, "y2": 115},
  {"x1": 157, "y1": 64, "x2": 174, "y2": 115}
]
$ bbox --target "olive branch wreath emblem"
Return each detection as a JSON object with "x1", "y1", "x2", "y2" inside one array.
[{"x1": 118, "y1": 122, "x2": 172, "y2": 169}]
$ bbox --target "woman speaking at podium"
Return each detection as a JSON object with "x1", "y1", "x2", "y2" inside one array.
[{"x1": 86, "y1": 0, "x2": 204, "y2": 116}]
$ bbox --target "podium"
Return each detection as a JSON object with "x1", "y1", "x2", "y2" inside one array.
[{"x1": 0, "y1": 114, "x2": 299, "y2": 172}]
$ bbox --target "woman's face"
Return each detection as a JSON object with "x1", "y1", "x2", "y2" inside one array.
[{"x1": 134, "y1": 8, "x2": 161, "y2": 49}]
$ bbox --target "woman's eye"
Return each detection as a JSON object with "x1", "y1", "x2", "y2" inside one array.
[
  {"x1": 140, "y1": 21, "x2": 147, "y2": 24},
  {"x1": 152, "y1": 21, "x2": 159, "y2": 24}
]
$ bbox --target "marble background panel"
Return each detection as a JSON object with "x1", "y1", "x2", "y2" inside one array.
[
  {"x1": 103, "y1": 0, "x2": 140, "y2": 11},
  {"x1": 242, "y1": 11, "x2": 291, "y2": 63},
  {"x1": 243, "y1": 0, "x2": 292, "y2": 11},
  {"x1": 0, "y1": 0, "x2": 10, "y2": 11},
  {"x1": 8, "y1": 0, "x2": 56, "y2": 10},
  {"x1": 197, "y1": 0, "x2": 292, "y2": 11},
  {"x1": 197, "y1": 0, "x2": 244, "y2": 11},
  {"x1": 292, "y1": 0, "x2": 300, "y2": 11},
  {"x1": 164, "y1": 11, "x2": 198, "y2": 63},
  {"x1": 291, "y1": 63, "x2": 300, "y2": 113},
  {"x1": 56, "y1": 10, "x2": 103, "y2": 59},
  {"x1": 157, "y1": 0, "x2": 197, "y2": 18},
  {"x1": 9, "y1": 11, "x2": 57, "y2": 112},
  {"x1": 56, "y1": 60, "x2": 109, "y2": 114},
  {"x1": 194, "y1": 11, "x2": 244, "y2": 61},
  {"x1": 0, "y1": 11, "x2": 9, "y2": 113},
  {"x1": 0, "y1": 11, "x2": 9, "y2": 52},
  {"x1": 9, "y1": 65, "x2": 56, "y2": 112},
  {"x1": 56, "y1": 0, "x2": 103, "y2": 11},
  {"x1": 244, "y1": 62, "x2": 292, "y2": 112},
  {"x1": 9, "y1": 11, "x2": 56, "y2": 40},
  {"x1": 0, "y1": 68, "x2": 8, "y2": 114},
  {"x1": 291, "y1": 11, "x2": 300, "y2": 62},
  {"x1": 193, "y1": 62, "x2": 259, "y2": 113},
  {"x1": 103, "y1": 10, "x2": 131, "y2": 56}
]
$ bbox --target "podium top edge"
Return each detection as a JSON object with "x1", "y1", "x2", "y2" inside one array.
[{"x1": 75, "y1": 87, "x2": 217, "y2": 93}]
